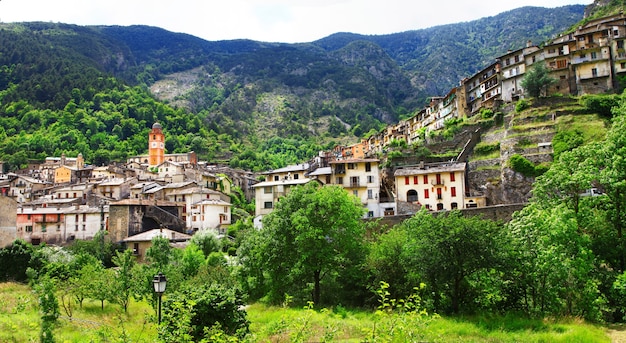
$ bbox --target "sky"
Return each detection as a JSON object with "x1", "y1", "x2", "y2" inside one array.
[{"x1": 0, "y1": 0, "x2": 594, "y2": 43}]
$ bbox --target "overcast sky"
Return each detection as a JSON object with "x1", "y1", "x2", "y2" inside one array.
[{"x1": 0, "y1": 1, "x2": 594, "y2": 43}]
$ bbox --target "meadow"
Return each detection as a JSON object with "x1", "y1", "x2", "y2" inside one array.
[{"x1": 0, "y1": 282, "x2": 614, "y2": 342}]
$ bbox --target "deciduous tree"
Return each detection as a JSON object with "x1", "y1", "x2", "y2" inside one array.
[
  {"x1": 521, "y1": 63, "x2": 556, "y2": 98},
  {"x1": 239, "y1": 183, "x2": 366, "y2": 305}
]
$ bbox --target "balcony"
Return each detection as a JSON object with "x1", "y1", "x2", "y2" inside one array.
[
  {"x1": 349, "y1": 181, "x2": 363, "y2": 188},
  {"x1": 431, "y1": 180, "x2": 445, "y2": 186},
  {"x1": 571, "y1": 55, "x2": 609, "y2": 65},
  {"x1": 334, "y1": 167, "x2": 346, "y2": 175}
]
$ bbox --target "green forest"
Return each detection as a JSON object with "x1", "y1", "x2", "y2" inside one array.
[{"x1": 0, "y1": 5, "x2": 585, "y2": 171}]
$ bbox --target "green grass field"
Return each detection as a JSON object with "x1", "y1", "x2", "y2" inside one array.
[{"x1": 0, "y1": 282, "x2": 613, "y2": 342}]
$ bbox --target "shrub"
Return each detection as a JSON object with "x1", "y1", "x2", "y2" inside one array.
[
  {"x1": 552, "y1": 129, "x2": 584, "y2": 158},
  {"x1": 580, "y1": 94, "x2": 620, "y2": 118},
  {"x1": 480, "y1": 108, "x2": 495, "y2": 119},
  {"x1": 160, "y1": 283, "x2": 249, "y2": 341},
  {"x1": 515, "y1": 99, "x2": 530, "y2": 113},
  {"x1": 509, "y1": 154, "x2": 538, "y2": 177}
]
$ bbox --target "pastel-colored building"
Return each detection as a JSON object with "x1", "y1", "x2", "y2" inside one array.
[{"x1": 394, "y1": 162, "x2": 467, "y2": 212}]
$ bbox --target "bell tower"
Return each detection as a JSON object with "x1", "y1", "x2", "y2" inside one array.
[{"x1": 149, "y1": 123, "x2": 165, "y2": 166}]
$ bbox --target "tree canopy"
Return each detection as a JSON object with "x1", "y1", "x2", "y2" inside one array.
[
  {"x1": 238, "y1": 182, "x2": 367, "y2": 305},
  {"x1": 520, "y1": 63, "x2": 557, "y2": 98}
]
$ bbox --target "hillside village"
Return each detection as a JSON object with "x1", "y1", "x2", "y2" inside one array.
[{"x1": 0, "y1": 13, "x2": 624, "y2": 250}]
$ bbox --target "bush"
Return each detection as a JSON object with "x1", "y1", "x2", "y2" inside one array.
[
  {"x1": 480, "y1": 108, "x2": 495, "y2": 119},
  {"x1": 552, "y1": 129, "x2": 584, "y2": 158},
  {"x1": 160, "y1": 283, "x2": 249, "y2": 341},
  {"x1": 515, "y1": 99, "x2": 530, "y2": 113},
  {"x1": 509, "y1": 154, "x2": 538, "y2": 177},
  {"x1": 580, "y1": 94, "x2": 620, "y2": 118}
]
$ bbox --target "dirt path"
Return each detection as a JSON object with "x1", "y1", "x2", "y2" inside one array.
[{"x1": 607, "y1": 324, "x2": 626, "y2": 342}]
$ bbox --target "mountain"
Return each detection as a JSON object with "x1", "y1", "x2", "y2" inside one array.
[{"x1": 0, "y1": 5, "x2": 586, "y2": 171}]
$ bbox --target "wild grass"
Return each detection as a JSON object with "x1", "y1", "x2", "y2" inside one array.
[
  {"x1": 0, "y1": 282, "x2": 157, "y2": 343},
  {"x1": 556, "y1": 113, "x2": 608, "y2": 144},
  {"x1": 0, "y1": 282, "x2": 612, "y2": 342}
]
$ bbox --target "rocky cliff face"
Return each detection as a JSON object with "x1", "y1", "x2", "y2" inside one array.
[{"x1": 584, "y1": 0, "x2": 617, "y2": 18}]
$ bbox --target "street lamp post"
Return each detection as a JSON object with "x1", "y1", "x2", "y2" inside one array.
[{"x1": 152, "y1": 272, "x2": 167, "y2": 324}]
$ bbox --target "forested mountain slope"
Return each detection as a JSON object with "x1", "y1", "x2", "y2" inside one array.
[{"x1": 0, "y1": 5, "x2": 585, "y2": 171}]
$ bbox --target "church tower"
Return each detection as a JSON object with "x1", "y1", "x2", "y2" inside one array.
[{"x1": 149, "y1": 123, "x2": 165, "y2": 166}]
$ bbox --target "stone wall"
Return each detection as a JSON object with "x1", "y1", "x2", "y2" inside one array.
[
  {"x1": 367, "y1": 203, "x2": 526, "y2": 229},
  {"x1": 0, "y1": 196, "x2": 17, "y2": 248},
  {"x1": 108, "y1": 205, "x2": 129, "y2": 243}
]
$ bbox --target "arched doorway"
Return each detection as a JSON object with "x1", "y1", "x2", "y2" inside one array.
[{"x1": 407, "y1": 190, "x2": 418, "y2": 202}]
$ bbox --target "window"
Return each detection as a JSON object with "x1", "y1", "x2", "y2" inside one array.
[
  {"x1": 264, "y1": 186, "x2": 272, "y2": 194},
  {"x1": 294, "y1": 174, "x2": 299, "y2": 180},
  {"x1": 592, "y1": 68, "x2": 598, "y2": 77},
  {"x1": 264, "y1": 202, "x2": 273, "y2": 209},
  {"x1": 619, "y1": 40, "x2": 625, "y2": 49},
  {"x1": 413, "y1": 176, "x2": 418, "y2": 184},
  {"x1": 26, "y1": 226, "x2": 33, "y2": 232},
  {"x1": 274, "y1": 175, "x2": 279, "y2": 181},
  {"x1": 367, "y1": 189, "x2": 373, "y2": 199},
  {"x1": 505, "y1": 58, "x2": 510, "y2": 66},
  {"x1": 368, "y1": 211, "x2": 374, "y2": 218},
  {"x1": 436, "y1": 174, "x2": 441, "y2": 185},
  {"x1": 514, "y1": 55, "x2": 519, "y2": 63},
  {"x1": 368, "y1": 175, "x2": 374, "y2": 183},
  {"x1": 556, "y1": 60, "x2": 567, "y2": 69},
  {"x1": 424, "y1": 189, "x2": 429, "y2": 199},
  {"x1": 27, "y1": 214, "x2": 31, "y2": 220},
  {"x1": 365, "y1": 162, "x2": 371, "y2": 172},
  {"x1": 41, "y1": 225, "x2": 47, "y2": 233},
  {"x1": 336, "y1": 177, "x2": 343, "y2": 185},
  {"x1": 450, "y1": 172, "x2": 455, "y2": 182},
  {"x1": 407, "y1": 190, "x2": 418, "y2": 202},
  {"x1": 348, "y1": 163, "x2": 356, "y2": 169},
  {"x1": 451, "y1": 202, "x2": 458, "y2": 210},
  {"x1": 405, "y1": 176, "x2": 410, "y2": 185},
  {"x1": 451, "y1": 187, "x2": 457, "y2": 197},
  {"x1": 591, "y1": 51, "x2": 597, "y2": 59},
  {"x1": 133, "y1": 243, "x2": 139, "y2": 255},
  {"x1": 437, "y1": 203, "x2": 444, "y2": 211},
  {"x1": 437, "y1": 188, "x2": 443, "y2": 200},
  {"x1": 423, "y1": 175, "x2": 428, "y2": 184}
]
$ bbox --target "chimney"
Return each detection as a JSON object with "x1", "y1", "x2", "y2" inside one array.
[{"x1": 527, "y1": 40, "x2": 532, "y2": 48}]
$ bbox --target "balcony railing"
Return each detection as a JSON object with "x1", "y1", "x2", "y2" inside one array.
[{"x1": 431, "y1": 180, "x2": 445, "y2": 186}]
